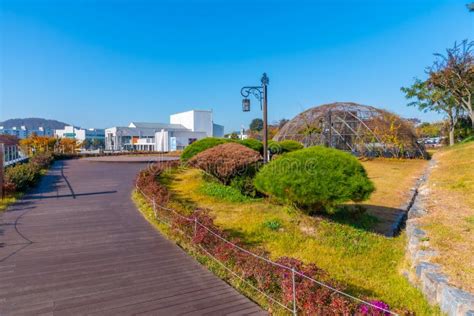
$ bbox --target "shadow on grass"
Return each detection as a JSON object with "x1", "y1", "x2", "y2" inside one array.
[{"x1": 320, "y1": 204, "x2": 405, "y2": 236}]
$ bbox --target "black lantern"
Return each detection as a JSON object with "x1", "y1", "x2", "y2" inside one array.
[{"x1": 242, "y1": 98, "x2": 251, "y2": 112}]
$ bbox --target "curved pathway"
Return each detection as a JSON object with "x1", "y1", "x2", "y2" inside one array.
[{"x1": 0, "y1": 159, "x2": 264, "y2": 315}]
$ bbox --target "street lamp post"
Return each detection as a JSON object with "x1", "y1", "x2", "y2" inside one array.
[{"x1": 240, "y1": 73, "x2": 270, "y2": 163}]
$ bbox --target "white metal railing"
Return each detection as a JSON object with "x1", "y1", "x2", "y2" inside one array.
[
  {"x1": 4, "y1": 156, "x2": 28, "y2": 167},
  {"x1": 136, "y1": 185, "x2": 397, "y2": 316}
]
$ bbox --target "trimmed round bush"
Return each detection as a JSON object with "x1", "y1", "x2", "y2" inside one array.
[
  {"x1": 238, "y1": 138, "x2": 263, "y2": 154},
  {"x1": 189, "y1": 142, "x2": 262, "y2": 184},
  {"x1": 180, "y1": 137, "x2": 230, "y2": 161},
  {"x1": 254, "y1": 146, "x2": 374, "y2": 212}
]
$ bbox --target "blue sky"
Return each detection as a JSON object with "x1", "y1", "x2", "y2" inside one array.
[{"x1": 1, "y1": 0, "x2": 473, "y2": 132}]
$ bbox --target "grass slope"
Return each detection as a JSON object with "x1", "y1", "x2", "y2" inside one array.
[
  {"x1": 421, "y1": 142, "x2": 474, "y2": 292},
  {"x1": 167, "y1": 165, "x2": 439, "y2": 315}
]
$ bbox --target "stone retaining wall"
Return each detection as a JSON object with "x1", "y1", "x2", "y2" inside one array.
[{"x1": 405, "y1": 159, "x2": 474, "y2": 316}]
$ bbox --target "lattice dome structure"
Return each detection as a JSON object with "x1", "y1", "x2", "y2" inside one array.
[{"x1": 274, "y1": 102, "x2": 426, "y2": 158}]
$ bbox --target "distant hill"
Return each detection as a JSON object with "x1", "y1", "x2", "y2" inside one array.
[{"x1": 0, "y1": 118, "x2": 69, "y2": 130}]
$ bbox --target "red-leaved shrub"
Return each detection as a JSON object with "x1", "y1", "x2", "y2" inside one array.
[
  {"x1": 135, "y1": 160, "x2": 179, "y2": 206},
  {"x1": 30, "y1": 152, "x2": 54, "y2": 169},
  {"x1": 188, "y1": 143, "x2": 261, "y2": 184},
  {"x1": 135, "y1": 161, "x2": 399, "y2": 315}
]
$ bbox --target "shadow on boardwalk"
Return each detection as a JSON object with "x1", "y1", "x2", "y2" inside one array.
[{"x1": 0, "y1": 159, "x2": 264, "y2": 315}]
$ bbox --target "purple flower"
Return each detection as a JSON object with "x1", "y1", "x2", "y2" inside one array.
[{"x1": 358, "y1": 300, "x2": 391, "y2": 315}]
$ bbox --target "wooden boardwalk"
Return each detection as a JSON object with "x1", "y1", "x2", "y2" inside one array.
[{"x1": 0, "y1": 159, "x2": 264, "y2": 315}]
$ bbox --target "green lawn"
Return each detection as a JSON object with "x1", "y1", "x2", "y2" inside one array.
[{"x1": 163, "y1": 165, "x2": 440, "y2": 315}]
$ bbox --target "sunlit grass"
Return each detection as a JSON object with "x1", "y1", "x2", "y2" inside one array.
[
  {"x1": 421, "y1": 142, "x2": 474, "y2": 292},
  {"x1": 167, "y1": 167, "x2": 439, "y2": 315},
  {"x1": 360, "y1": 158, "x2": 428, "y2": 208},
  {"x1": 0, "y1": 193, "x2": 21, "y2": 212}
]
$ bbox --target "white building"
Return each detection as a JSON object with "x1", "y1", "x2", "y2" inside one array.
[
  {"x1": 55, "y1": 126, "x2": 105, "y2": 142},
  {"x1": 105, "y1": 110, "x2": 224, "y2": 152},
  {"x1": 0, "y1": 126, "x2": 54, "y2": 138}
]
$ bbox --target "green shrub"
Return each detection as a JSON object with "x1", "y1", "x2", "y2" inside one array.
[
  {"x1": 189, "y1": 142, "x2": 262, "y2": 184},
  {"x1": 230, "y1": 175, "x2": 260, "y2": 197},
  {"x1": 4, "y1": 163, "x2": 41, "y2": 192},
  {"x1": 254, "y1": 146, "x2": 374, "y2": 213},
  {"x1": 263, "y1": 219, "x2": 282, "y2": 230},
  {"x1": 268, "y1": 140, "x2": 304, "y2": 155},
  {"x1": 279, "y1": 140, "x2": 304, "y2": 152},
  {"x1": 180, "y1": 137, "x2": 230, "y2": 161},
  {"x1": 199, "y1": 181, "x2": 252, "y2": 203},
  {"x1": 460, "y1": 135, "x2": 474, "y2": 143},
  {"x1": 238, "y1": 138, "x2": 263, "y2": 153}
]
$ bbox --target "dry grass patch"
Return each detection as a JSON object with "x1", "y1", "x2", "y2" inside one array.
[
  {"x1": 420, "y1": 142, "x2": 474, "y2": 292},
  {"x1": 360, "y1": 158, "x2": 428, "y2": 208},
  {"x1": 357, "y1": 159, "x2": 428, "y2": 233}
]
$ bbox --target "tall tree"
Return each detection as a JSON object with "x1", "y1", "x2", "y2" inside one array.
[
  {"x1": 249, "y1": 118, "x2": 264, "y2": 132},
  {"x1": 401, "y1": 79, "x2": 459, "y2": 145},
  {"x1": 428, "y1": 40, "x2": 474, "y2": 129}
]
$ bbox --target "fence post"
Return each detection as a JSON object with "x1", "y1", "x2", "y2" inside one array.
[
  {"x1": 292, "y1": 267, "x2": 297, "y2": 316},
  {"x1": 193, "y1": 217, "x2": 197, "y2": 239},
  {"x1": 152, "y1": 199, "x2": 156, "y2": 218}
]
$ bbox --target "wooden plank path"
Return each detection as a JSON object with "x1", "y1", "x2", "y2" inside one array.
[{"x1": 0, "y1": 159, "x2": 265, "y2": 315}]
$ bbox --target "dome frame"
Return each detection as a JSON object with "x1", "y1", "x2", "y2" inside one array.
[{"x1": 274, "y1": 102, "x2": 426, "y2": 158}]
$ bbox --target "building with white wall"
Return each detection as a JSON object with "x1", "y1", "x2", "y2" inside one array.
[
  {"x1": 54, "y1": 126, "x2": 105, "y2": 142},
  {"x1": 0, "y1": 126, "x2": 54, "y2": 138},
  {"x1": 105, "y1": 110, "x2": 224, "y2": 152}
]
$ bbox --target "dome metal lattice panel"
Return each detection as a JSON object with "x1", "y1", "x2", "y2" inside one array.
[{"x1": 274, "y1": 102, "x2": 426, "y2": 158}]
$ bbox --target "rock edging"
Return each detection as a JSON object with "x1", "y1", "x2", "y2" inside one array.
[{"x1": 405, "y1": 159, "x2": 474, "y2": 316}]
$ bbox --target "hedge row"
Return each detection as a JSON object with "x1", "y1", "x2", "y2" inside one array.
[
  {"x1": 135, "y1": 162, "x2": 392, "y2": 314},
  {"x1": 4, "y1": 152, "x2": 54, "y2": 193}
]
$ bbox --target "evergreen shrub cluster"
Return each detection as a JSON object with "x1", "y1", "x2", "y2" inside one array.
[
  {"x1": 180, "y1": 137, "x2": 305, "y2": 162},
  {"x1": 254, "y1": 146, "x2": 374, "y2": 213},
  {"x1": 238, "y1": 138, "x2": 264, "y2": 153}
]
